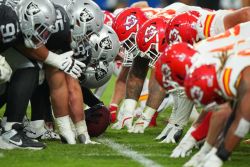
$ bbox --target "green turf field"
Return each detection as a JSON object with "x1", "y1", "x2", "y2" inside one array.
[{"x1": 0, "y1": 76, "x2": 250, "y2": 167}]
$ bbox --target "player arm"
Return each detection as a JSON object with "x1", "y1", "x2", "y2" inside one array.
[
  {"x1": 126, "y1": 56, "x2": 149, "y2": 100},
  {"x1": 224, "y1": 7, "x2": 250, "y2": 30}
]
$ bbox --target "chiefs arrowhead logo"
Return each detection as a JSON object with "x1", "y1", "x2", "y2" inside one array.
[
  {"x1": 144, "y1": 25, "x2": 157, "y2": 43},
  {"x1": 99, "y1": 37, "x2": 112, "y2": 50},
  {"x1": 190, "y1": 86, "x2": 204, "y2": 102},
  {"x1": 124, "y1": 15, "x2": 138, "y2": 31},
  {"x1": 168, "y1": 28, "x2": 182, "y2": 43},
  {"x1": 80, "y1": 8, "x2": 94, "y2": 22}
]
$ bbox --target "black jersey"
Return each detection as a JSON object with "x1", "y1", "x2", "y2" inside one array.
[
  {"x1": 0, "y1": 5, "x2": 22, "y2": 52},
  {"x1": 45, "y1": 4, "x2": 71, "y2": 54}
]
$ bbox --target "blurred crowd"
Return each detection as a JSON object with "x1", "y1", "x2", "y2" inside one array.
[{"x1": 94, "y1": 0, "x2": 250, "y2": 11}]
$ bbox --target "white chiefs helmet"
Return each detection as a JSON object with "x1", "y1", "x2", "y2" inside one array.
[
  {"x1": 89, "y1": 24, "x2": 120, "y2": 64},
  {"x1": 80, "y1": 61, "x2": 113, "y2": 89}
]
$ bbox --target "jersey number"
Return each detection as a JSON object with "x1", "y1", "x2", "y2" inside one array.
[{"x1": 0, "y1": 23, "x2": 19, "y2": 43}]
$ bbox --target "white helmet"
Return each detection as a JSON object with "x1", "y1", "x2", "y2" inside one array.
[
  {"x1": 16, "y1": 0, "x2": 56, "y2": 48},
  {"x1": 89, "y1": 24, "x2": 120, "y2": 64},
  {"x1": 66, "y1": 0, "x2": 104, "y2": 48},
  {"x1": 80, "y1": 61, "x2": 113, "y2": 89}
]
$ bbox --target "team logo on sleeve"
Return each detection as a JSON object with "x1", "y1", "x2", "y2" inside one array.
[
  {"x1": 124, "y1": 15, "x2": 138, "y2": 30},
  {"x1": 26, "y1": 2, "x2": 41, "y2": 15},
  {"x1": 144, "y1": 25, "x2": 157, "y2": 42},
  {"x1": 99, "y1": 37, "x2": 112, "y2": 50},
  {"x1": 80, "y1": 8, "x2": 94, "y2": 22},
  {"x1": 190, "y1": 86, "x2": 204, "y2": 102},
  {"x1": 168, "y1": 28, "x2": 182, "y2": 43}
]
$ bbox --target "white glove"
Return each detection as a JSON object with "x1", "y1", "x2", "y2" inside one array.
[
  {"x1": 170, "y1": 135, "x2": 197, "y2": 158},
  {"x1": 79, "y1": 132, "x2": 100, "y2": 145},
  {"x1": 159, "y1": 123, "x2": 183, "y2": 143},
  {"x1": 128, "y1": 115, "x2": 150, "y2": 133},
  {"x1": 111, "y1": 99, "x2": 136, "y2": 130},
  {"x1": 184, "y1": 141, "x2": 213, "y2": 167},
  {"x1": 202, "y1": 153, "x2": 223, "y2": 167},
  {"x1": 128, "y1": 106, "x2": 155, "y2": 133},
  {"x1": 0, "y1": 56, "x2": 12, "y2": 84},
  {"x1": 44, "y1": 51, "x2": 86, "y2": 79}
]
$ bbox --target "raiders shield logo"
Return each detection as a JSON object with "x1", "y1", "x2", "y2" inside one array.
[
  {"x1": 95, "y1": 68, "x2": 107, "y2": 81},
  {"x1": 190, "y1": 86, "x2": 204, "y2": 102},
  {"x1": 124, "y1": 15, "x2": 138, "y2": 31},
  {"x1": 144, "y1": 25, "x2": 157, "y2": 43},
  {"x1": 99, "y1": 37, "x2": 112, "y2": 50},
  {"x1": 80, "y1": 8, "x2": 94, "y2": 22},
  {"x1": 26, "y1": 2, "x2": 40, "y2": 16}
]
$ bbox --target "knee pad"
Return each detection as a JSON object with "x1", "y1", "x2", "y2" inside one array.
[{"x1": 234, "y1": 118, "x2": 250, "y2": 138}]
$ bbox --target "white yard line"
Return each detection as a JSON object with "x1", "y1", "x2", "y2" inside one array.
[
  {"x1": 98, "y1": 138, "x2": 164, "y2": 167},
  {"x1": 80, "y1": 153, "x2": 168, "y2": 157}
]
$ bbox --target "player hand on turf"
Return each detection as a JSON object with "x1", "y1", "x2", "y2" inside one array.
[
  {"x1": 184, "y1": 150, "x2": 206, "y2": 167},
  {"x1": 128, "y1": 112, "x2": 151, "y2": 133},
  {"x1": 79, "y1": 132, "x2": 100, "y2": 145},
  {"x1": 200, "y1": 149, "x2": 223, "y2": 167},
  {"x1": 184, "y1": 141, "x2": 212, "y2": 167},
  {"x1": 45, "y1": 51, "x2": 86, "y2": 79},
  {"x1": 158, "y1": 123, "x2": 183, "y2": 143},
  {"x1": 0, "y1": 56, "x2": 12, "y2": 84},
  {"x1": 170, "y1": 135, "x2": 197, "y2": 158}
]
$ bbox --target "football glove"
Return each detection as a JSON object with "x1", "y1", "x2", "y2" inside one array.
[
  {"x1": 170, "y1": 135, "x2": 197, "y2": 158},
  {"x1": 45, "y1": 51, "x2": 86, "y2": 79},
  {"x1": 0, "y1": 56, "x2": 12, "y2": 84},
  {"x1": 184, "y1": 141, "x2": 213, "y2": 167},
  {"x1": 78, "y1": 132, "x2": 100, "y2": 145},
  {"x1": 128, "y1": 115, "x2": 150, "y2": 133},
  {"x1": 201, "y1": 150, "x2": 223, "y2": 167},
  {"x1": 157, "y1": 123, "x2": 183, "y2": 143}
]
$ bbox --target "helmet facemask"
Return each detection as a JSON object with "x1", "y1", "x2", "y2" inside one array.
[{"x1": 122, "y1": 33, "x2": 140, "y2": 66}]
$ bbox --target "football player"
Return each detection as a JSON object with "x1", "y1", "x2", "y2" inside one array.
[{"x1": 0, "y1": 0, "x2": 66, "y2": 150}]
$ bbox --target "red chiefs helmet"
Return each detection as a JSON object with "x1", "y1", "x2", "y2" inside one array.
[
  {"x1": 166, "y1": 11, "x2": 200, "y2": 45},
  {"x1": 184, "y1": 64, "x2": 223, "y2": 106},
  {"x1": 155, "y1": 42, "x2": 197, "y2": 88},
  {"x1": 103, "y1": 10, "x2": 115, "y2": 27},
  {"x1": 136, "y1": 17, "x2": 169, "y2": 67},
  {"x1": 112, "y1": 7, "x2": 148, "y2": 65}
]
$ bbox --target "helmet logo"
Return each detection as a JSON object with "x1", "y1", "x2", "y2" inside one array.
[
  {"x1": 144, "y1": 25, "x2": 157, "y2": 42},
  {"x1": 168, "y1": 28, "x2": 182, "y2": 43},
  {"x1": 190, "y1": 86, "x2": 203, "y2": 102},
  {"x1": 95, "y1": 68, "x2": 107, "y2": 81},
  {"x1": 26, "y1": 2, "x2": 41, "y2": 16},
  {"x1": 80, "y1": 8, "x2": 94, "y2": 22},
  {"x1": 99, "y1": 37, "x2": 112, "y2": 50},
  {"x1": 124, "y1": 15, "x2": 138, "y2": 31}
]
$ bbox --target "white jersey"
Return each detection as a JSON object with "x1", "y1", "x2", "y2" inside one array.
[
  {"x1": 196, "y1": 10, "x2": 232, "y2": 39},
  {"x1": 195, "y1": 22, "x2": 250, "y2": 53},
  {"x1": 218, "y1": 40, "x2": 250, "y2": 99}
]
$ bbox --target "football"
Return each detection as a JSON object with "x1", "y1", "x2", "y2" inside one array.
[{"x1": 85, "y1": 103, "x2": 110, "y2": 137}]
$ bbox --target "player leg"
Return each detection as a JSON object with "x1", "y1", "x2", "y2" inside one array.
[
  {"x1": 66, "y1": 75, "x2": 99, "y2": 144},
  {"x1": 1, "y1": 67, "x2": 45, "y2": 149},
  {"x1": 45, "y1": 66, "x2": 76, "y2": 144},
  {"x1": 109, "y1": 66, "x2": 130, "y2": 123}
]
